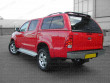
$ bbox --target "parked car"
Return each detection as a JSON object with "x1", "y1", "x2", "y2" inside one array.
[{"x1": 9, "y1": 12, "x2": 105, "y2": 71}]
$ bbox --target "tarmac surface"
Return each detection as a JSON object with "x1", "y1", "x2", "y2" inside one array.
[{"x1": 0, "y1": 35, "x2": 110, "y2": 83}]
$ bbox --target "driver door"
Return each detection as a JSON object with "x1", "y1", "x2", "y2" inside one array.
[{"x1": 16, "y1": 21, "x2": 30, "y2": 48}]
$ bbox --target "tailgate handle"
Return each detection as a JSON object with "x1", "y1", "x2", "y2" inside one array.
[
  {"x1": 98, "y1": 34, "x2": 102, "y2": 36},
  {"x1": 87, "y1": 33, "x2": 92, "y2": 35},
  {"x1": 74, "y1": 33, "x2": 78, "y2": 35}
]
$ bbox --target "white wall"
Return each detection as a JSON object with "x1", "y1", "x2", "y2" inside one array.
[
  {"x1": 95, "y1": 0, "x2": 110, "y2": 18},
  {"x1": 74, "y1": 0, "x2": 93, "y2": 17}
]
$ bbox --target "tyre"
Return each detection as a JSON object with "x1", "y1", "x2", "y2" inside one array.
[
  {"x1": 9, "y1": 41, "x2": 20, "y2": 55},
  {"x1": 71, "y1": 59, "x2": 89, "y2": 66},
  {"x1": 37, "y1": 48, "x2": 52, "y2": 71},
  {"x1": 61, "y1": 59, "x2": 66, "y2": 61}
]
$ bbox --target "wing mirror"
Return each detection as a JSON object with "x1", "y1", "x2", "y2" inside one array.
[{"x1": 15, "y1": 27, "x2": 20, "y2": 32}]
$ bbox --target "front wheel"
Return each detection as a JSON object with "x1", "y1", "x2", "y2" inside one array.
[
  {"x1": 37, "y1": 48, "x2": 52, "y2": 71},
  {"x1": 9, "y1": 41, "x2": 20, "y2": 55}
]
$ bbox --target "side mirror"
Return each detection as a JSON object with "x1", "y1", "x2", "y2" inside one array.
[{"x1": 15, "y1": 27, "x2": 20, "y2": 32}]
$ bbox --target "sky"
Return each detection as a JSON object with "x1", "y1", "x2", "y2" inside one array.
[{"x1": 0, "y1": 0, "x2": 73, "y2": 20}]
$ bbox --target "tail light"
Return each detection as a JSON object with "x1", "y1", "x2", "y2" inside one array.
[
  {"x1": 65, "y1": 34, "x2": 73, "y2": 48},
  {"x1": 102, "y1": 34, "x2": 104, "y2": 48}
]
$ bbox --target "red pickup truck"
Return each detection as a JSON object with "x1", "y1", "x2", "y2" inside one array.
[{"x1": 9, "y1": 12, "x2": 105, "y2": 71}]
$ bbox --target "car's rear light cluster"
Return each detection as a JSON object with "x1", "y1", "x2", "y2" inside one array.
[{"x1": 65, "y1": 34, "x2": 73, "y2": 48}]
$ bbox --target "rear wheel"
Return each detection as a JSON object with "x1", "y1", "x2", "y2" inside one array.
[
  {"x1": 61, "y1": 59, "x2": 66, "y2": 61},
  {"x1": 37, "y1": 48, "x2": 52, "y2": 71},
  {"x1": 71, "y1": 59, "x2": 89, "y2": 66},
  {"x1": 9, "y1": 41, "x2": 20, "y2": 55}
]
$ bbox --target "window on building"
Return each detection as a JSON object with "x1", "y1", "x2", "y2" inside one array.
[
  {"x1": 75, "y1": 3, "x2": 78, "y2": 12},
  {"x1": 28, "y1": 20, "x2": 39, "y2": 31},
  {"x1": 79, "y1": 2, "x2": 83, "y2": 13},
  {"x1": 79, "y1": 0, "x2": 82, "y2": 2},
  {"x1": 83, "y1": 0, "x2": 87, "y2": 13},
  {"x1": 75, "y1": 0, "x2": 78, "y2": 3},
  {"x1": 88, "y1": 0, "x2": 93, "y2": 11},
  {"x1": 41, "y1": 17, "x2": 52, "y2": 29},
  {"x1": 20, "y1": 22, "x2": 29, "y2": 32},
  {"x1": 50, "y1": 16, "x2": 64, "y2": 29}
]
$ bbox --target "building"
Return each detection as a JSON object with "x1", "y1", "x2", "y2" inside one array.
[
  {"x1": 0, "y1": 19, "x2": 26, "y2": 28},
  {"x1": 73, "y1": 0, "x2": 110, "y2": 46},
  {"x1": 0, "y1": 19, "x2": 26, "y2": 35}
]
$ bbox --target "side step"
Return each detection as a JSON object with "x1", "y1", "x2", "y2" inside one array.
[{"x1": 18, "y1": 48, "x2": 37, "y2": 57}]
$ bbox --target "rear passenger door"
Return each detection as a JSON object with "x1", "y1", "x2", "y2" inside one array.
[
  {"x1": 23, "y1": 20, "x2": 39, "y2": 52},
  {"x1": 41, "y1": 16, "x2": 66, "y2": 57},
  {"x1": 49, "y1": 16, "x2": 66, "y2": 57},
  {"x1": 50, "y1": 16, "x2": 65, "y2": 49}
]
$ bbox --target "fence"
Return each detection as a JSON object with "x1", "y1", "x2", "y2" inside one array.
[{"x1": 0, "y1": 27, "x2": 15, "y2": 36}]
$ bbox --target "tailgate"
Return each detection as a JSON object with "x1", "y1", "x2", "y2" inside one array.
[
  {"x1": 72, "y1": 32, "x2": 103, "y2": 51},
  {"x1": 67, "y1": 13, "x2": 103, "y2": 51}
]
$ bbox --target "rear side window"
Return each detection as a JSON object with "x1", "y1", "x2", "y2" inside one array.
[
  {"x1": 28, "y1": 20, "x2": 38, "y2": 31},
  {"x1": 69, "y1": 15, "x2": 102, "y2": 33},
  {"x1": 41, "y1": 17, "x2": 52, "y2": 29},
  {"x1": 50, "y1": 16, "x2": 64, "y2": 29},
  {"x1": 41, "y1": 16, "x2": 64, "y2": 29},
  {"x1": 69, "y1": 16, "x2": 82, "y2": 26}
]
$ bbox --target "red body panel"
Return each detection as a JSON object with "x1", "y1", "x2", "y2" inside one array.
[
  {"x1": 71, "y1": 32, "x2": 103, "y2": 51},
  {"x1": 10, "y1": 13, "x2": 104, "y2": 58}
]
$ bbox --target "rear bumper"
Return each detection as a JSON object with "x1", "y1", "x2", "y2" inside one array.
[{"x1": 67, "y1": 49, "x2": 105, "y2": 59}]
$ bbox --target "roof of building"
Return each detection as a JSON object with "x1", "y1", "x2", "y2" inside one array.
[{"x1": 0, "y1": 19, "x2": 27, "y2": 28}]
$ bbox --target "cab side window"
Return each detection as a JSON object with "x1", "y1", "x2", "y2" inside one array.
[
  {"x1": 20, "y1": 22, "x2": 29, "y2": 32},
  {"x1": 28, "y1": 20, "x2": 39, "y2": 31}
]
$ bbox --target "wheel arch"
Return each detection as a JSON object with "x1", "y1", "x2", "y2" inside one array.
[
  {"x1": 10, "y1": 38, "x2": 14, "y2": 42},
  {"x1": 37, "y1": 42, "x2": 54, "y2": 58},
  {"x1": 10, "y1": 38, "x2": 18, "y2": 48},
  {"x1": 37, "y1": 42, "x2": 49, "y2": 52}
]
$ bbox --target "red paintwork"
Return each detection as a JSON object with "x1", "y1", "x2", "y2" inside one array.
[
  {"x1": 10, "y1": 13, "x2": 103, "y2": 58},
  {"x1": 71, "y1": 32, "x2": 103, "y2": 51}
]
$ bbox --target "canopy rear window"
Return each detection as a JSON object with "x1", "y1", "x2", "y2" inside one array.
[{"x1": 69, "y1": 15, "x2": 102, "y2": 33}]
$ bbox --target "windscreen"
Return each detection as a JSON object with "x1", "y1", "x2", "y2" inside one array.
[{"x1": 69, "y1": 15, "x2": 102, "y2": 33}]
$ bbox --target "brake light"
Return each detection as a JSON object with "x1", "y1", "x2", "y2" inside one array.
[
  {"x1": 102, "y1": 34, "x2": 104, "y2": 47},
  {"x1": 65, "y1": 34, "x2": 73, "y2": 48}
]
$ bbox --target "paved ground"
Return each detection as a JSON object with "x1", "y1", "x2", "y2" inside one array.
[{"x1": 0, "y1": 35, "x2": 110, "y2": 83}]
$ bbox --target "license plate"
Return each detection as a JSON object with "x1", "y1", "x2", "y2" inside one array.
[{"x1": 85, "y1": 53, "x2": 96, "y2": 59}]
